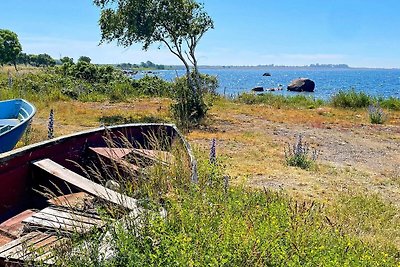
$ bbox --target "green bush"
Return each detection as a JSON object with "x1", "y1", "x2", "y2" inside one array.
[
  {"x1": 380, "y1": 97, "x2": 400, "y2": 111},
  {"x1": 236, "y1": 93, "x2": 324, "y2": 108},
  {"x1": 330, "y1": 89, "x2": 372, "y2": 108},
  {"x1": 170, "y1": 76, "x2": 208, "y2": 130}
]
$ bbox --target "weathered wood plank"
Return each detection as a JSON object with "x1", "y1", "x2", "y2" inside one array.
[
  {"x1": 0, "y1": 231, "x2": 63, "y2": 265},
  {"x1": 33, "y1": 159, "x2": 141, "y2": 211},
  {"x1": 39, "y1": 207, "x2": 102, "y2": 226},
  {"x1": 0, "y1": 232, "x2": 45, "y2": 258},
  {"x1": 89, "y1": 147, "x2": 140, "y2": 171}
]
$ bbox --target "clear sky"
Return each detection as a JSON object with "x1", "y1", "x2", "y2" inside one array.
[{"x1": 1, "y1": 0, "x2": 399, "y2": 68}]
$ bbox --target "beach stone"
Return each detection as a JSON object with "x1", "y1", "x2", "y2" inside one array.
[
  {"x1": 287, "y1": 78, "x2": 315, "y2": 92},
  {"x1": 252, "y1": 86, "x2": 264, "y2": 92}
]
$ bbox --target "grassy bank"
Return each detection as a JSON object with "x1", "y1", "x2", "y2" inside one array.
[
  {"x1": 1, "y1": 66, "x2": 400, "y2": 265},
  {"x1": 236, "y1": 89, "x2": 400, "y2": 110},
  {"x1": 54, "y1": 154, "x2": 399, "y2": 266}
]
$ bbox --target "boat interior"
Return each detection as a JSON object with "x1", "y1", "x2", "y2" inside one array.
[{"x1": 0, "y1": 124, "x2": 191, "y2": 265}]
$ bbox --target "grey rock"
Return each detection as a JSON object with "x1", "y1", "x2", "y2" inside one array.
[{"x1": 287, "y1": 78, "x2": 315, "y2": 92}]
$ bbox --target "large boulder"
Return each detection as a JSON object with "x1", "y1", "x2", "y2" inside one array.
[{"x1": 287, "y1": 78, "x2": 315, "y2": 92}]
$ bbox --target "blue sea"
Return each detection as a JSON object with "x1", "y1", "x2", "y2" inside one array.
[{"x1": 134, "y1": 68, "x2": 400, "y2": 100}]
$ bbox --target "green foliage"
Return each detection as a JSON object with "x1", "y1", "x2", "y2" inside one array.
[
  {"x1": 368, "y1": 103, "x2": 387, "y2": 124},
  {"x1": 78, "y1": 56, "x2": 91, "y2": 64},
  {"x1": 330, "y1": 193, "x2": 400, "y2": 241},
  {"x1": 380, "y1": 97, "x2": 400, "y2": 111},
  {"x1": 0, "y1": 29, "x2": 22, "y2": 69},
  {"x1": 55, "y1": 153, "x2": 399, "y2": 266},
  {"x1": 133, "y1": 75, "x2": 172, "y2": 97},
  {"x1": 98, "y1": 114, "x2": 168, "y2": 125},
  {"x1": 236, "y1": 92, "x2": 324, "y2": 109},
  {"x1": 170, "y1": 75, "x2": 208, "y2": 130},
  {"x1": 330, "y1": 89, "x2": 372, "y2": 108},
  {"x1": 94, "y1": 0, "x2": 214, "y2": 126},
  {"x1": 60, "y1": 56, "x2": 74, "y2": 64},
  {"x1": 285, "y1": 135, "x2": 318, "y2": 170}
]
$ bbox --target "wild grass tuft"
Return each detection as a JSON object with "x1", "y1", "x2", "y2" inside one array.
[
  {"x1": 45, "y1": 144, "x2": 399, "y2": 266},
  {"x1": 368, "y1": 103, "x2": 387, "y2": 124},
  {"x1": 236, "y1": 92, "x2": 324, "y2": 109},
  {"x1": 284, "y1": 135, "x2": 318, "y2": 169}
]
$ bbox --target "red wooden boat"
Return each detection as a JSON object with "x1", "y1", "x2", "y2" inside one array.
[{"x1": 0, "y1": 123, "x2": 196, "y2": 265}]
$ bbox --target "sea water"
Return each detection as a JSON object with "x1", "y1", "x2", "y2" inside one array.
[{"x1": 134, "y1": 68, "x2": 400, "y2": 100}]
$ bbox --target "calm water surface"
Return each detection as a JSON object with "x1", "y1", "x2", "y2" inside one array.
[{"x1": 135, "y1": 68, "x2": 400, "y2": 100}]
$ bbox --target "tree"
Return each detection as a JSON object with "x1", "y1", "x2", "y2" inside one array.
[
  {"x1": 16, "y1": 52, "x2": 29, "y2": 66},
  {"x1": 36, "y1": 53, "x2": 56, "y2": 67},
  {"x1": 78, "y1": 56, "x2": 91, "y2": 64},
  {"x1": 0, "y1": 29, "x2": 22, "y2": 70},
  {"x1": 94, "y1": 0, "x2": 214, "y2": 127},
  {"x1": 61, "y1": 56, "x2": 74, "y2": 65}
]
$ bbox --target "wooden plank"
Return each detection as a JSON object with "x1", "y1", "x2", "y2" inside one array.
[
  {"x1": 40, "y1": 207, "x2": 102, "y2": 225},
  {"x1": 0, "y1": 209, "x2": 36, "y2": 238},
  {"x1": 48, "y1": 192, "x2": 92, "y2": 208},
  {"x1": 0, "y1": 231, "x2": 63, "y2": 265},
  {"x1": 33, "y1": 159, "x2": 141, "y2": 211},
  {"x1": 89, "y1": 147, "x2": 140, "y2": 171},
  {"x1": 23, "y1": 207, "x2": 103, "y2": 233},
  {"x1": 0, "y1": 232, "x2": 44, "y2": 258}
]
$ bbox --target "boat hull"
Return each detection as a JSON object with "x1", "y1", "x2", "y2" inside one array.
[
  {"x1": 0, "y1": 123, "x2": 196, "y2": 221},
  {"x1": 0, "y1": 99, "x2": 36, "y2": 153}
]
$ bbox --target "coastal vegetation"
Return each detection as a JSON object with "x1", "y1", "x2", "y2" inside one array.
[
  {"x1": 1, "y1": 65, "x2": 400, "y2": 265},
  {"x1": 2, "y1": 0, "x2": 400, "y2": 261},
  {"x1": 94, "y1": 0, "x2": 214, "y2": 129}
]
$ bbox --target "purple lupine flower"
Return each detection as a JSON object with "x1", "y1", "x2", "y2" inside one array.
[
  {"x1": 48, "y1": 109, "x2": 54, "y2": 139},
  {"x1": 209, "y1": 138, "x2": 216, "y2": 164}
]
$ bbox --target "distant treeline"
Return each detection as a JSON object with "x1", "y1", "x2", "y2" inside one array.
[
  {"x1": 116, "y1": 61, "x2": 171, "y2": 70},
  {"x1": 16, "y1": 53, "x2": 57, "y2": 67}
]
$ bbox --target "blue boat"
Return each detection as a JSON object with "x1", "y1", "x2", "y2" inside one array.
[{"x1": 0, "y1": 99, "x2": 36, "y2": 153}]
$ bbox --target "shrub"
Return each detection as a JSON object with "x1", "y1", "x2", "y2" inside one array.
[
  {"x1": 368, "y1": 103, "x2": 387, "y2": 124},
  {"x1": 380, "y1": 97, "x2": 400, "y2": 111},
  {"x1": 330, "y1": 89, "x2": 372, "y2": 108},
  {"x1": 284, "y1": 135, "x2": 318, "y2": 169},
  {"x1": 170, "y1": 75, "x2": 208, "y2": 130},
  {"x1": 236, "y1": 93, "x2": 324, "y2": 108}
]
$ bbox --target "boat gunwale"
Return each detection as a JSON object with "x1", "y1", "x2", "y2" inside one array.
[
  {"x1": 0, "y1": 99, "x2": 36, "y2": 137},
  {"x1": 0, "y1": 123, "x2": 198, "y2": 182}
]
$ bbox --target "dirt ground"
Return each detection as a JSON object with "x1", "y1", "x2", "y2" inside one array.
[
  {"x1": 188, "y1": 103, "x2": 400, "y2": 206},
  {"x1": 29, "y1": 99, "x2": 400, "y2": 206}
]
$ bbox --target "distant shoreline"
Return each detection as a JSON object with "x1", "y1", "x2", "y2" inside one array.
[{"x1": 142, "y1": 65, "x2": 400, "y2": 71}]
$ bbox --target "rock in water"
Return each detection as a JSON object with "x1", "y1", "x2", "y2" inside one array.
[
  {"x1": 263, "y1": 72, "x2": 271, "y2": 76},
  {"x1": 287, "y1": 78, "x2": 315, "y2": 92},
  {"x1": 252, "y1": 86, "x2": 264, "y2": 92}
]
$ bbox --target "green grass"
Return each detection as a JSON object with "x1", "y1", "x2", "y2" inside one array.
[
  {"x1": 236, "y1": 92, "x2": 324, "y2": 109},
  {"x1": 52, "y1": 154, "x2": 399, "y2": 266}
]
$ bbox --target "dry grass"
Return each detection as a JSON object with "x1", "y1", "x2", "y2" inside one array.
[
  {"x1": 189, "y1": 98, "x2": 400, "y2": 204},
  {"x1": 11, "y1": 96, "x2": 400, "y2": 249}
]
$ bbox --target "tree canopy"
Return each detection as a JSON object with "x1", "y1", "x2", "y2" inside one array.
[
  {"x1": 78, "y1": 56, "x2": 91, "y2": 64},
  {"x1": 0, "y1": 29, "x2": 22, "y2": 70},
  {"x1": 94, "y1": 0, "x2": 213, "y2": 79}
]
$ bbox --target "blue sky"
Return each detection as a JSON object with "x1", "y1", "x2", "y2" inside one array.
[{"x1": 1, "y1": 0, "x2": 399, "y2": 67}]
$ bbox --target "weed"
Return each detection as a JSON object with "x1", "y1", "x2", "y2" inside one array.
[
  {"x1": 236, "y1": 92, "x2": 324, "y2": 109},
  {"x1": 284, "y1": 135, "x2": 318, "y2": 169},
  {"x1": 368, "y1": 103, "x2": 387, "y2": 124},
  {"x1": 330, "y1": 89, "x2": 372, "y2": 108}
]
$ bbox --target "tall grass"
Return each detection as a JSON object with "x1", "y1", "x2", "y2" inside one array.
[
  {"x1": 236, "y1": 92, "x2": 324, "y2": 109},
  {"x1": 49, "y1": 146, "x2": 399, "y2": 266},
  {"x1": 235, "y1": 90, "x2": 400, "y2": 112}
]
